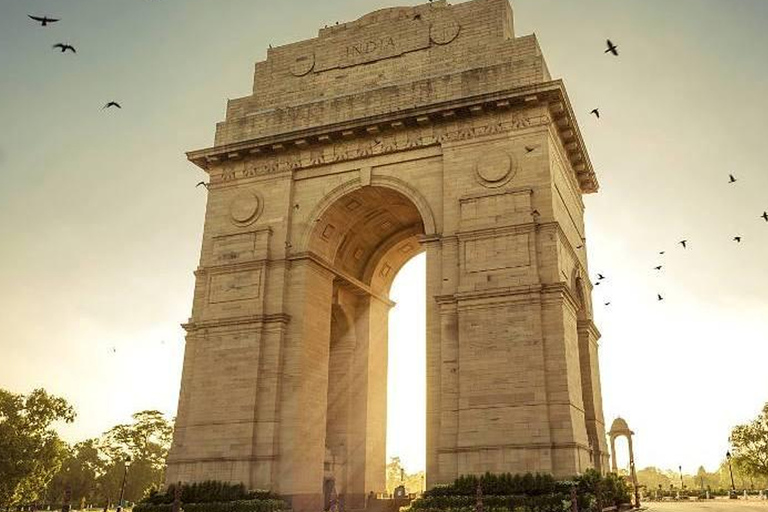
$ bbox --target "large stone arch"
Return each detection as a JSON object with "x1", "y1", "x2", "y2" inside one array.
[
  {"x1": 167, "y1": 1, "x2": 609, "y2": 511},
  {"x1": 298, "y1": 174, "x2": 438, "y2": 254}
]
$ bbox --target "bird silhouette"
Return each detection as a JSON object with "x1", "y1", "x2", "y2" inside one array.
[
  {"x1": 576, "y1": 245, "x2": 584, "y2": 249},
  {"x1": 654, "y1": 265, "x2": 662, "y2": 271},
  {"x1": 53, "y1": 43, "x2": 76, "y2": 53},
  {"x1": 659, "y1": 251, "x2": 666, "y2": 255},
  {"x1": 28, "y1": 15, "x2": 59, "y2": 26},
  {"x1": 102, "y1": 101, "x2": 121, "y2": 109},
  {"x1": 604, "y1": 302, "x2": 611, "y2": 306},
  {"x1": 525, "y1": 145, "x2": 537, "y2": 153},
  {"x1": 590, "y1": 108, "x2": 600, "y2": 119},
  {"x1": 733, "y1": 236, "x2": 742, "y2": 243},
  {"x1": 728, "y1": 174, "x2": 737, "y2": 184},
  {"x1": 679, "y1": 240, "x2": 688, "y2": 249},
  {"x1": 657, "y1": 294, "x2": 664, "y2": 301},
  {"x1": 605, "y1": 39, "x2": 619, "y2": 56},
  {"x1": 597, "y1": 273, "x2": 606, "y2": 281},
  {"x1": 762, "y1": 212, "x2": 768, "y2": 222},
  {"x1": 196, "y1": 181, "x2": 209, "y2": 189}
]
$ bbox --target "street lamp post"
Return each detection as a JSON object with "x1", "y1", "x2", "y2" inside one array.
[
  {"x1": 630, "y1": 461, "x2": 640, "y2": 508},
  {"x1": 678, "y1": 466, "x2": 684, "y2": 491},
  {"x1": 726, "y1": 451, "x2": 736, "y2": 492},
  {"x1": 117, "y1": 456, "x2": 132, "y2": 512}
]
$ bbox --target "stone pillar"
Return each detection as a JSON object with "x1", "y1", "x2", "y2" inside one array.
[
  {"x1": 276, "y1": 259, "x2": 335, "y2": 512},
  {"x1": 610, "y1": 435, "x2": 618, "y2": 473},
  {"x1": 578, "y1": 319, "x2": 609, "y2": 473}
]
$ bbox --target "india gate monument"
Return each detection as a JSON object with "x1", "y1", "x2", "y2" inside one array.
[{"x1": 166, "y1": 0, "x2": 609, "y2": 510}]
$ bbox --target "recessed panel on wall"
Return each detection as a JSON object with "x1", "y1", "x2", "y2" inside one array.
[
  {"x1": 464, "y1": 233, "x2": 531, "y2": 273},
  {"x1": 209, "y1": 269, "x2": 262, "y2": 304}
]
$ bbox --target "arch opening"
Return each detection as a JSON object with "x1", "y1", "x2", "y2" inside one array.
[
  {"x1": 386, "y1": 253, "x2": 427, "y2": 491},
  {"x1": 309, "y1": 186, "x2": 427, "y2": 510}
]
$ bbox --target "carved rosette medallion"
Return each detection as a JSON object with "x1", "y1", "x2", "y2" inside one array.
[
  {"x1": 229, "y1": 191, "x2": 262, "y2": 226},
  {"x1": 429, "y1": 14, "x2": 461, "y2": 45},
  {"x1": 289, "y1": 52, "x2": 315, "y2": 77},
  {"x1": 475, "y1": 149, "x2": 516, "y2": 188}
]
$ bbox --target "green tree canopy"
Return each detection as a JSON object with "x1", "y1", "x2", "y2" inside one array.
[
  {"x1": 98, "y1": 410, "x2": 174, "y2": 503},
  {"x1": 0, "y1": 388, "x2": 75, "y2": 508},
  {"x1": 731, "y1": 402, "x2": 768, "y2": 479}
]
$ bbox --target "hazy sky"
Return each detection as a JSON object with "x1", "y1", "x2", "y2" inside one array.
[{"x1": 1, "y1": 0, "x2": 767, "y2": 477}]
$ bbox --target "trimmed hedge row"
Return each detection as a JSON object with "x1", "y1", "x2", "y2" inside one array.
[
  {"x1": 424, "y1": 474, "x2": 571, "y2": 497},
  {"x1": 143, "y1": 481, "x2": 279, "y2": 505},
  {"x1": 411, "y1": 494, "x2": 570, "y2": 512},
  {"x1": 134, "y1": 499, "x2": 288, "y2": 512},
  {"x1": 408, "y1": 470, "x2": 631, "y2": 512}
]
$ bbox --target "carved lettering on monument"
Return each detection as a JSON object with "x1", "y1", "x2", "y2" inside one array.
[{"x1": 346, "y1": 37, "x2": 396, "y2": 59}]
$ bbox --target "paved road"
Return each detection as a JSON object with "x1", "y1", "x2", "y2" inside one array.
[{"x1": 645, "y1": 500, "x2": 768, "y2": 512}]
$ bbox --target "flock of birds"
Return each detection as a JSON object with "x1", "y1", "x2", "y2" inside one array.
[
  {"x1": 27, "y1": 15, "x2": 122, "y2": 110},
  {"x1": 586, "y1": 39, "x2": 767, "y2": 307}
]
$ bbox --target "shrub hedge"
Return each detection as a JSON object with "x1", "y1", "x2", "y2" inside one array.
[
  {"x1": 408, "y1": 470, "x2": 632, "y2": 512},
  {"x1": 134, "y1": 499, "x2": 287, "y2": 512},
  {"x1": 142, "y1": 481, "x2": 279, "y2": 505}
]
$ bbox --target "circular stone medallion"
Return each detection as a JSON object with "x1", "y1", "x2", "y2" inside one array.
[
  {"x1": 429, "y1": 15, "x2": 461, "y2": 45},
  {"x1": 229, "y1": 191, "x2": 261, "y2": 225},
  {"x1": 475, "y1": 150, "x2": 515, "y2": 187},
  {"x1": 289, "y1": 52, "x2": 315, "y2": 77}
]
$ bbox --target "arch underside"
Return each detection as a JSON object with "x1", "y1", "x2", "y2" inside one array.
[
  {"x1": 308, "y1": 186, "x2": 427, "y2": 509},
  {"x1": 308, "y1": 186, "x2": 426, "y2": 295}
]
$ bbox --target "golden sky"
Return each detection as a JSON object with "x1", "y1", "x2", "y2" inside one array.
[{"x1": 1, "y1": 0, "x2": 767, "y2": 476}]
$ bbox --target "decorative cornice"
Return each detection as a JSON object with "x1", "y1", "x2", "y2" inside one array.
[
  {"x1": 182, "y1": 313, "x2": 291, "y2": 333},
  {"x1": 288, "y1": 251, "x2": 395, "y2": 307},
  {"x1": 187, "y1": 80, "x2": 597, "y2": 194}
]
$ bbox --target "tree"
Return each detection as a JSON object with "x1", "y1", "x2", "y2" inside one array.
[
  {"x1": 0, "y1": 388, "x2": 75, "y2": 508},
  {"x1": 385, "y1": 457, "x2": 425, "y2": 496},
  {"x1": 635, "y1": 467, "x2": 671, "y2": 490},
  {"x1": 98, "y1": 410, "x2": 173, "y2": 503},
  {"x1": 730, "y1": 402, "x2": 768, "y2": 480},
  {"x1": 47, "y1": 440, "x2": 105, "y2": 506}
]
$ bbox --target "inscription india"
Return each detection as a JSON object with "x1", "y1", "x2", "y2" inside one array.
[{"x1": 346, "y1": 37, "x2": 396, "y2": 59}]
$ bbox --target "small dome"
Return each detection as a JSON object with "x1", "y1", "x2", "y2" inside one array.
[{"x1": 608, "y1": 417, "x2": 633, "y2": 435}]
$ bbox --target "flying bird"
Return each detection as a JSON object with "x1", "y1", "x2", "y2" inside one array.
[
  {"x1": 654, "y1": 265, "x2": 662, "y2": 271},
  {"x1": 53, "y1": 43, "x2": 76, "y2": 53},
  {"x1": 590, "y1": 108, "x2": 600, "y2": 119},
  {"x1": 657, "y1": 294, "x2": 664, "y2": 301},
  {"x1": 28, "y1": 15, "x2": 59, "y2": 26},
  {"x1": 659, "y1": 251, "x2": 666, "y2": 255},
  {"x1": 525, "y1": 145, "x2": 537, "y2": 153},
  {"x1": 196, "y1": 181, "x2": 209, "y2": 189},
  {"x1": 597, "y1": 273, "x2": 606, "y2": 281},
  {"x1": 762, "y1": 212, "x2": 768, "y2": 222},
  {"x1": 733, "y1": 236, "x2": 742, "y2": 243},
  {"x1": 728, "y1": 174, "x2": 737, "y2": 184},
  {"x1": 102, "y1": 101, "x2": 121, "y2": 109},
  {"x1": 604, "y1": 302, "x2": 611, "y2": 306},
  {"x1": 679, "y1": 240, "x2": 688, "y2": 249},
  {"x1": 605, "y1": 39, "x2": 619, "y2": 56}
]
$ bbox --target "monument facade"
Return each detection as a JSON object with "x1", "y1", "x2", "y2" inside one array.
[{"x1": 167, "y1": 0, "x2": 609, "y2": 510}]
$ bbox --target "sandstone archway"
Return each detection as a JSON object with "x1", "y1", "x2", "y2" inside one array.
[{"x1": 167, "y1": 1, "x2": 609, "y2": 511}]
